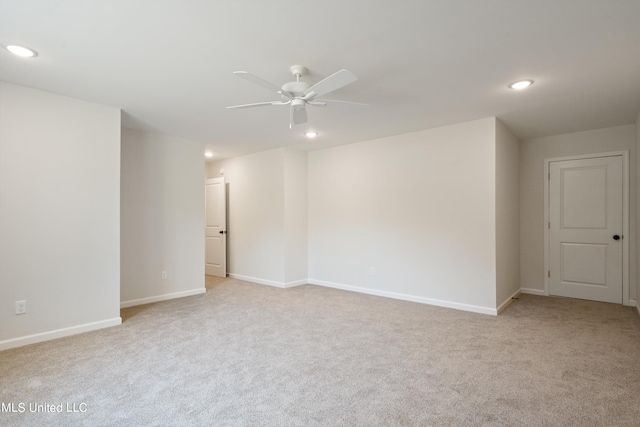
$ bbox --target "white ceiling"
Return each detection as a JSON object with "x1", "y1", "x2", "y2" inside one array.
[{"x1": 1, "y1": 0, "x2": 639, "y2": 160}]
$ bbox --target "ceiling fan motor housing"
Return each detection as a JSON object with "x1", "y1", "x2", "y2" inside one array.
[{"x1": 281, "y1": 81, "x2": 310, "y2": 96}]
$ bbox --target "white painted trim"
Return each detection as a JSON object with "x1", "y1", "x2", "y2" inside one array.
[
  {"x1": 308, "y1": 279, "x2": 497, "y2": 316},
  {"x1": 284, "y1": 279, "x2": 308, "y2": 288},
  {"x1": 0, "y1": 317, "x2": 122, "y2": 352},
  {"x1": 544, "y1": 151, "x2": 630, "y2": 305},
  {"x1": 205, "y1": 176, "x2": 227, "y2": 277},
  {"x1": 520, "y1": 287, "x2": 546, "y2": 296},
  {"x1": 120, "y1": 288, "x2": 206, "y2": 308},
  {"x1": 497, "y1": 289, "x2": 521, "y2": 314},
  {"x1": 543, "y1": 159, "x2": 550, "y2": 296},
  {"x1": 228, "y1": 273, "x2": 306, "y2": 289},
  {"x1": 630, "y1": 299, "x2": 640, "y2": 318},
  {"x1": 622, "y1": 152, "x2": 630, "y2": 306}
]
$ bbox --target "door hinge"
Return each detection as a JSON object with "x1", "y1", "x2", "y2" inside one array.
[
  {"x1": 548, "y1": 221, "x2": 550, "y2": 229},
  {"x1": 548, "y1": 270, "x2": 550, "y2": 278}
]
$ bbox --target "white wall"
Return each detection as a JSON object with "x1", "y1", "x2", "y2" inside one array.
[
  {"x1": 120, "y1": 128, "x2": 205, "y2": 306},
  {"x1": 308, "y1": 118, "x2": 498, "y2": 313},
  {"x1": 636, "y1": 112, "x2": 640, "y2": 312},
  {"x1": 519, "y1": 125, "x2": 636, "y2": 299},
  {"x1": 207, "y1": 147, "x2": 308, "y2": 287},
  {"x1": 284, "y1": 148, "x2": 308, "y2": 284},
  {"x1": 495, "y1": 119, "x2": 520, "y2": 308},
  {"x1": 208, "y1": 149, "x2": 286, "y2": 285},
  {"x1": 0, "y1": 82, "x2": 121, "y2": 350}
]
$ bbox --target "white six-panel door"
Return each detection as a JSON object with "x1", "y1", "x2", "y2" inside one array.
[
  {"x1": 205, "y1": 177, "x2": 226, "y2": 277},
  {"x1": 548, "y1": 156, "x2": 623, "y2": 303}
]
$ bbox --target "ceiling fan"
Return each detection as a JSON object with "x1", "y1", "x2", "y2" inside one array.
[{"x1": 227, "y1": 65, "x2": 367, "y2": 129}]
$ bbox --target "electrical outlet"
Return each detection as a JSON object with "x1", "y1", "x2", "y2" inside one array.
[
  {"x1": 161, "y1": 271, "x2": 167, "y2": 280},
  {"x1": 369, "y1": 267, "x2": 376, "y2": 276},
  {"x1": 15, "y1": 300, "x2": 26, "y2": 315}
]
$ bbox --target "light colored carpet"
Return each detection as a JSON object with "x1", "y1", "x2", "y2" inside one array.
[{"x1": 1, "y1": 276, "x2": 639, "y2": 426}]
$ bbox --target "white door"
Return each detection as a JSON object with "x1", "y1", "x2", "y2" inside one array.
[
  {"x1": 205, "y1": 177, "x2": 226, "y2": 277},
  {"x1": 548, "y1": 156, "x2": 623, "y2": 303}
]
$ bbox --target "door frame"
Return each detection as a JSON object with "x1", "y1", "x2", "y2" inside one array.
[
  {"x1": 205, "y1": 176, "x2": 227, "y2": 277},
  {"x1": 543, "y1": 150, "x2": 630, "y2": 306}
]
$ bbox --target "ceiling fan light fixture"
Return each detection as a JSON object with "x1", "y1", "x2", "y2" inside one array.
[
  {"x1": 305, "y1": 131, "x2": 318, "y2": 138},
  {"x1": 509, "y1": 79, "x2": 534, "y2": 90},
  {"x1": 2, "y1": 43, "x2": 37, "y2": 57},
  {"x1": 291, "y1": 99, "x2": 305, "y2": 110}
]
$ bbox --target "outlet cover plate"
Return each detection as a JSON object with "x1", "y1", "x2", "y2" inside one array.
[{"x1": 15, "y1": 300, "x2": 26, "y2": 315}]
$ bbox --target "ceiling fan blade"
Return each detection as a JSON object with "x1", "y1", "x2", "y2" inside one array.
[
  {"x1": 233, "y1": 71, "x2": 291, "y2": 99},
  {"x1": 289, "y1": 104, "x2": 308, "y2": 128},
  {"x1": 303, "y1": 69, "x2": 358, "y2": 100},
  {"x1": 313, "y1": 99, "x2": 369, "y2": 107},
  {"x1": 227, "y1": 101, "x2": 289, "y2": 109}
]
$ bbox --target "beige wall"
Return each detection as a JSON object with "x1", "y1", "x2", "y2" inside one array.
[
  {"x1": 209, "y1": 118, "x2": 521, "y2": 314},
  {"x1": 208, "y1": 149, "x2": 285, "y2": 285},
  {"x1": 637, "y1": 112, "x2": 640, "y2": 312},
  {"x1": 120, "y1": 128, "x2": 205, "y2": 306},
  {"x1": 0, "y1": 82, "x2": 121, "y2": 350},
  {"x1": 308, "y1": 118, "x2": 499, "y2": 313},
  {"x1": 519, "y1": 125, "x2": 636, "y2": 302},
  {"x1": 284, "y1": 148, "x2": 308, "y2": 284},
  {"x1": 495, "y1": 119, "x2": 520, "y2": 308},
  {"x1": 207, "y1": 147, "x2": 307, "y2": 287}
]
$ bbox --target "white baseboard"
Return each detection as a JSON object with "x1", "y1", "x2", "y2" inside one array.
[
  {"x1": 0, "y1": 317, "x2": 122, "y2": 352},
  {"x1": 228, "y1": 273, "x2": 306, "y2": 289},
  {"x1": 308, "y1": 279, "x2": 497, "y2": 316},
  {"x1": 497, "y1": 289, "x2": 521, "y2": 314},
  {"x1": 284, "y1": 279, "x2": 308, "y2": 288},
  {"x1": 520, "y1": 287, "x2": 546, "y2": 296},
  {"x1": 120, "y1": 288, "x2": 206, "y2": 308},
  {"x1": 630, "y1": 299, "x2": 640, "y2": 317}
]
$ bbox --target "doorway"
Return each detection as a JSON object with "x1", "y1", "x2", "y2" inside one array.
[
  {"x1": 544, "y1": 152, "x2": 629, "y2": 305},
  {"x1": 205, "y1": 177, "x2": 227, "y2": 277}
]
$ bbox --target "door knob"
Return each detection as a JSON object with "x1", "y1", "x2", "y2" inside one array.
[
  {"x1": 613, "y1": 235, "x2": 621, "y2": 240},
  {"x1": 219, "y1": 230, "x2": 227, "y2": 234}
]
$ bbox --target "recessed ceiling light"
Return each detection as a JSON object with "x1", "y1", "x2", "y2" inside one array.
[
  {"x1": 509, "y1": 80, "x2": 533, "y2": 90},
  {"x1": 305, "y1": 131, "x2": 318, "y2": 138},
  {"x1": 204, "y1": 151, "x2": 214, "y2": 158},
  {"x1": 2, "y1": 43, "x2": 37, "y2": 58}
]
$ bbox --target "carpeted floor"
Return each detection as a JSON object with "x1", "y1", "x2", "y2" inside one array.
[{"x1": 1, "y1": 276, "x2": 640, "y2": 426}]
